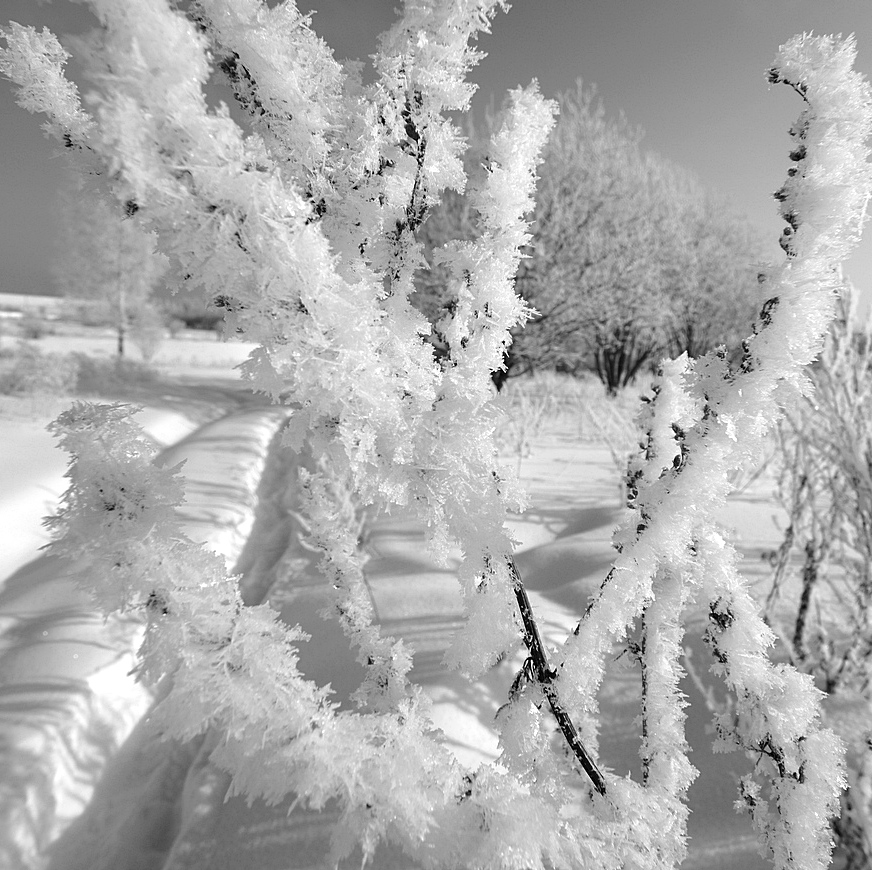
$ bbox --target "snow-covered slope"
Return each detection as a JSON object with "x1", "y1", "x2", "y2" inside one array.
[{"x1": 0, "y1": 403, "x2": 289, "y2": 870}]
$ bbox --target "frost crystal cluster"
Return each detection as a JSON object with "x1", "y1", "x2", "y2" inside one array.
[{"x1": 2, "y1": 4, "x2": 870, "y2": 868}]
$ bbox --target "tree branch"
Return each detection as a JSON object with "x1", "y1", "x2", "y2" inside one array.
[{"x1": 508, "y1": 556, "x2": 607, "y2": 796}]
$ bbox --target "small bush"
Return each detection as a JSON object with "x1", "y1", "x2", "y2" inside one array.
[
  {"x1": 0, "y1": 344, "x2": 77, "y2": 395},
  {"x1": 130, "y1": 305, "x2": 167, "y2": 363},
  {"x1": 495, "y1": 374, "x2": 558, "y2": 473},
  {"x1": 176, "y1": 310, "x2": 223, "y2": 333},
  {"x1": 19, "y1": 317, "x2": 51, "y2": 340},
  {"x1": 73, "y1": 353, "x2": 157, "y2": 394},
  {"x1": 0, "y1": 345, "x2": 159, "y2": 400},
  {"x1": 167, "y1": 317, "x2": 186, "y2": 338},
  {"x1": 493, "y1": 372, "x2": 642, "y2": 489}
]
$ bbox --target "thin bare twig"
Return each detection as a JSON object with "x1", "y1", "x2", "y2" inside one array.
[{"x1": 508, "y1": 556, "x2": 607, "y2": 796}]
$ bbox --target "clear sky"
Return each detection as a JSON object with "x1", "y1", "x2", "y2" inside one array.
[{"x1": 2, "y1": 0, "x2": 872, "y2": 302}]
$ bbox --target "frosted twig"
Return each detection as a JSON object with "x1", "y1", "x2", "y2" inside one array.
[{"x1": 508, "y1": 556, "x2": 607, "y2": 796}]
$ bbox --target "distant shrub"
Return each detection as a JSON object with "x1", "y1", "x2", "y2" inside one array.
[
  {"x1": 0, "y1": 343, "x2": 77, "y2": 395},
  {"x1": 494, "y1": 372, "x2": 642, "y2": 491},
  {"x1": 0, "y1": 345, "x2": 159, "y2": 399},
  {"x1": 19, "y1": 316, "x2": 50, "y2": 340},
  {"x1": 58, "y1": 298, "x2": 108, "y2": 327},
  {"x1": 165, "y1": 301, "x2": 223, "y2": 333},
  {"x1": 130, "y1": 304, "x2": 167, "y2": 362},
  {"x1": 167, "y1": 317, "x2": 186, "y2": 338},
  {"x1": 495, "y1": 374, "x2": 557, "y2": 474},
  {"x1": 182, "y1": 312, "x2": 223, "y2": 333},
  {"x1": 73, "y1": 353, "x2": 157, "y2": 394}
]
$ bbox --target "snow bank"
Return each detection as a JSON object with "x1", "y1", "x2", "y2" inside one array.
[
  {"x1": 0, "y1": 407, "x2": 201, "y2": 586},
  {"x1": 0, "y1": 405, "x2": 289, "y2": 870}
]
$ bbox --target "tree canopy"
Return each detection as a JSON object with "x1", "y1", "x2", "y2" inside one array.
[
  {"x1": 417, "y1": 83, "x2": 767, "y2": 391},
  {"x1": 53, "y1": 189, "x2": 168, "y2": 355}
]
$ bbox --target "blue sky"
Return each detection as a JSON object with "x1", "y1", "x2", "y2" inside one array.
[{"x1": 2, "y1": 0, "x2": 872, "y2": 302}]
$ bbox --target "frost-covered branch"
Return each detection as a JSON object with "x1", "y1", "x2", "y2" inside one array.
[
  {"x1": 3, "y1": 2, "x2": 563, "y2": 865},
  {"x1": 0, "y1": 21, "x2": 92, "y2": 141},
  {"x1": 556, "y1": 33, "x2": 870, "y2": 870},
  {"x1": 509, "y1": 557, "x2": 607, "y2": 796}
]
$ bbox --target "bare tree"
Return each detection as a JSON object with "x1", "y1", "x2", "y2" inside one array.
[{"x1": 54, "y1": 189, "x2": 167, "y2": 357}]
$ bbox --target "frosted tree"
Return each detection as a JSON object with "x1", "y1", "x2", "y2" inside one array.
[
  {"x1": 415, "y1": 84, "x2": 766, "y2": 391},
  {"x1": 523, "y1": 85, "x2": 672, "y2": 392},
  {"x1": 418, "y1": 82, "x2": 667, "y2": 391},
  {"x1": 660, "y1": 172, "x2": 766, "y2": 361},
  {"x1": 2, "y1": 5, "x2": 870, "y2": 870},
  {"x1": 53, "y1": 188, "x2": 168, "y2": 357}
]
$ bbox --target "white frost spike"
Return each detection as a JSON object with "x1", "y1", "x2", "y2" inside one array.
[
  {"x1": 194, "y1": 0, "x2": 343, "y2": 182},
  {"x1": 438, "y1": 83, "x2": 557, "y2": 675},
  {"x1": 637, "y1": 570, "x2": 698, "y2": 867},
  {"x1": 771, "y1": 34, "x2": 872, "y2": 267},
  {"x1": 0, "y1": 22, "x2": 93, "y2": 141},
  {"x1": 471, "y1": 82, "x2": 558, "y2": 246}
]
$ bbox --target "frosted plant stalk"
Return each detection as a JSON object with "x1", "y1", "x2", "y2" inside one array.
[
  {"x1": 1, "y1": 2, "x2": 569, "y2": 866},
  {"x1": 557, "y1": 33, "x2": 870, "y2": 870}
]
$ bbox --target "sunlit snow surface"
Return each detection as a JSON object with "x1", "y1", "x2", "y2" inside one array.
[{"x1": 0, "y1": 364, "x2": 787, "y2": 869}]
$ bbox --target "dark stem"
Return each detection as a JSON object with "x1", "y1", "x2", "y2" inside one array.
[
  {"x1": 793, "y1": 539, "x2": 821, "y2": 661},
  {"x1": 634, "y1": 622, "x2": 650, "y2": 785},
  {"x1": 508, "y1": 557, "x2": 607, "y2": 796}
]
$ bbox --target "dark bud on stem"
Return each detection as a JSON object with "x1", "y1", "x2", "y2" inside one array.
[{"x1": 145, "y1": 590, "x2": 169, "y2": 615}]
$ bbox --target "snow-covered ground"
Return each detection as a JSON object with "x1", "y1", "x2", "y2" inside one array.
[
  {"x1": 2, "y1": 330, "x2": 260, "y2": 381},
  {"x1": 0, "y1": 346, "x2": 794, "y2": 869}
]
